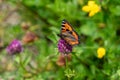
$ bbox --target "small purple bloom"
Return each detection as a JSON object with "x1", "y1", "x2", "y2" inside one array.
[
  {"x1": 58, "y1": 39, "x2": 72, "y2": 54},
  {"x1": 6, "y1": 39, "x2": 23, "y2": 55}
]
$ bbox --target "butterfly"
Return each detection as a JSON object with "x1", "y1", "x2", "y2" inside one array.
[{"x1": 59, "y1": 19, "x2": 80, "y2": 46}]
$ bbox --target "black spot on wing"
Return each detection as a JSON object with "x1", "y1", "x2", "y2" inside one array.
[
  {"x1": 61, "y1": 24, "x2": 65, "y2": 27},
  {"x1": 68, "y1": 31, "x2": 72, "y2": 34},
  {"x1": 66, "y1": 29, "x2": 69, "y2": 31},
  {"x1": 61, "y1": 28, "x2": 65, "y2": 30}
]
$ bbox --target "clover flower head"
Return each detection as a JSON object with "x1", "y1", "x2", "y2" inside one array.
[
  {"x1": 97, "y1": 47, "x2": 106, "y2": 59},
  {"x1": 58, "y1": 39, "x2": 72, "y2": 54},
  {"x1": 6, "y1": 39, "x2": 23, "y2": 55},
  {"x1": 82, "y1": 1, "x2": 100, "y2": 17}
]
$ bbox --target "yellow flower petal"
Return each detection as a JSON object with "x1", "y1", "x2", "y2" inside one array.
[
  {"x1": 82, "y1": 0, "x2": 100, "y2": 17},
  {"x1": 97, "y1": 47, "x2": 106, "y2": 59},
  {"x1": 89, "y1": 11, "x2": 95, "y2": 17},
  {"x1": 82, "y1": 6, "x2": 90, "y2": 12},
  {"x1": 88, "y1": 1, "x2": 95, "y2": 6},
  {"x1": 92, "y1": 4, "x2": 101, "y2": 13}
]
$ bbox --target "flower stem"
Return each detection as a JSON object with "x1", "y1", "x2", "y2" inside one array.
[
  {"x1": 65, "y1": 55, "x2": 68, "y2": 69},
  {"x1": 65, "y1": 55, "x2": 71, "y2": 80}
]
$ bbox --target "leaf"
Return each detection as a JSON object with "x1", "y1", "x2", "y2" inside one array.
[
  {"x1": 80, "y1": 21, "x2": 97, "y2": 36},
  {"x1": 110, "y1": 6, "x2": 120, "y2": 16}
]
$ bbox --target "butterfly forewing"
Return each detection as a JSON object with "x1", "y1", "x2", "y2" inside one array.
[
  {"x1": 61, "y1": 20, "x2": 73, "y2": 31},
  {"x1": 60, "y1": 19, "x2": 80, "y2": 46}
]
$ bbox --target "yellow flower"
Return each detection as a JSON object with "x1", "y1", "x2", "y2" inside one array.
[
  {"x1": 97, "y1": 47, "x2": 106, "y2": 59},
  {"x1": 82, "y1": 1, "x2": 100, "y2": 17}
]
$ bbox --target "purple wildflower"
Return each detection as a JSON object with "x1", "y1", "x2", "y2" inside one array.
[
  {"x1": 58, "y1": 39, "x2": 72, "y2": 54},
  {"x1": 6, "y1": 39, "x2": 23, "y2": 55}
]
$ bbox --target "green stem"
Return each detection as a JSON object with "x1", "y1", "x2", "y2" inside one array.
[
  {"x1": 65, "y1": 55, "x2": 68, "y2": 69},
  {"x1": 65, "y1": 55, "x2": 71, "y2": 80}
]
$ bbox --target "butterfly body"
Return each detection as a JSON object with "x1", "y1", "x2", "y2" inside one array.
[{"x1": 59, "y1": 19, "x2": 80, "y2": 46}]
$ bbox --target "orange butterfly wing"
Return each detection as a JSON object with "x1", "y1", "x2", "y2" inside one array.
[{"x1": 60, "y1": 19, "x2": 80, "y2": 46}]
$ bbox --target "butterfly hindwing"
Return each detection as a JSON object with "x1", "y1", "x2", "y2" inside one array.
[{"x1": 60, "y1": 19, "x2": 80, "y2": 46}]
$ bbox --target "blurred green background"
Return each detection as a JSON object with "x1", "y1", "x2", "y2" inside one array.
[{"x1": 0, "y1": 0, "x2": 120, "y2": 80}]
